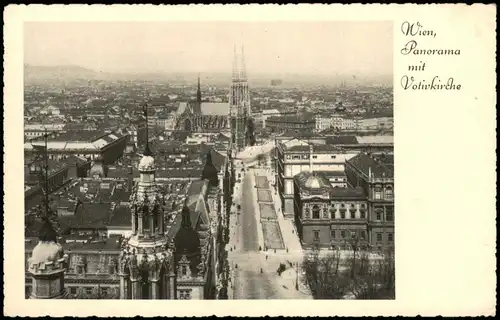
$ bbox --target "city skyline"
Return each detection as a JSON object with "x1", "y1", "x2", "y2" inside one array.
[{"x1": 24, "y1": 21, "x2": 393, "y2": 76}]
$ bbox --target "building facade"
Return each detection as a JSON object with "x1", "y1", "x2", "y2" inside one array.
[
  {"x1": 267, "y1": 115, "x2": 315, "y2": 135},
  {"x1": 293, "y1": 171, "x2": 368, "y2": 249},
  {"x1": 275, "y1": 138, "x2": 358, "y2": 217},
  {"x1": 345, "y1": 153, "x2": 394, "y2": 251}
]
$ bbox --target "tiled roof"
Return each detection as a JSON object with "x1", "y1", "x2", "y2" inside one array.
[
  {"x1": 317, "y1": 171, "x2": 346, "y2": 178},
  {"x1": 210, "y1": 149, "x2": 226, "y2": 171},
  {"x1": 108, "y1": 205, "x2": 131, "y2": 227},
  {"x1": 347, "y1": 153, "x2": 394, "y2": 178},
  {"x1": 156, "y1": 168, "x2": 203, "y2": 179},
  {"x1": 285, "y1": 144, "x2": 341, "y2": 153},
  {"x1": 356, "y1": 135, "x2": 394, "y2": 144},
  {"x1": 201, "y1": 102, "x2": 230, "y2": 116},
  {"x1": 329, "y1": 187, "x2": 366, "y2": 199},
  {"x1": 326, "y1": 135, "x2": 359, "y2": 145}
]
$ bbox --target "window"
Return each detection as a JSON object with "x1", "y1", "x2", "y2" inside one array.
[
  {"x1": 181, "y1": 265, "x2": 187, "y2": 276},
  {"x1": 386, "y1": 207, "x2": 394, "y2": 221},
  {"x1": 360, "y1": 211, "x2": 366, "y2": 219},
  {"x1": 360, "y1": 230, "x2": 366, "y2": 240},
  {"x1": 350, "y1": 231, "x2": 356, "y2": 239},
  {"x1": 374, "y1": 186, "x2": 382, "y2": 200},
  {"x1": 101, "y1": 287, "x2": 108, "y2": 296},
  {"x1": 340, "y1": 211, "x2": 345, "y2": 219},
  {"x1": 313, "y1": 231, "x2": 320, "y2": 241},
  {"x1": 331, "y1": 230, "x2": 336, "y2": 239},
  {"x1": 360, "y1": 204, "x2": 366, "y2": 208},
  {"x1": 331, "y1": 155, "x2": 336, "y2": 159},
  {"x1": 376, "y1": 211, "x2": 382, "y2": 221},
  {"x1": 70, "y1": 287, "x2": 77, "y2": 295},
  {"x1": 376, "y1": 233, "x2": 382, "y2": 242},
  {"x1": 350, "y1": 204, "x2": 355, "y2": 208},
  {"x1": 312, "y1": 205, "x2": 320, "y2": 219},
  {"x1": 388, "y1": 233, "x2": 394, "y2": 242},
  {"x1": 86, "y1": 287, "x2": 92, "y2": 295},
  {"x1": 340, "y1": 230, "x2": 346, "y2": 239},
  {"x1": 312, "y1": 155, "x2": 317, "y2": 159},
  {"x1": 385, "y1": 186, "x2": 394, "y2": 199},
  {"x1": 341, "y1": 204, "x2": 345, "y2": 208},
  {"x1": 179, "y1": 289, "x2": 192, "y2": 300}
]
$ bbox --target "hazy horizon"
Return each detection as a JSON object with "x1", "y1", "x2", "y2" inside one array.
[{"x1": 24, "y1": 21, "x2": 393, "y2": 77}]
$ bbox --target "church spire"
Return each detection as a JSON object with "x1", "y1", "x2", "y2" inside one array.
[
  {"x1": 232, "y1": 45, "x2": 239, "y2": 80},
  {"x1": 240, "y1": 45, "x2": 247, "y2": 80},
  {"x1": 197, "y1": 73, "x2": 202, "y2": 106}
]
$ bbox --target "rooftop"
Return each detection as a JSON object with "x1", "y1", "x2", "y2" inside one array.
[
  {"x1": 326, "y1": 135, "x2": 359, "y2": 145},
  {"x1": 356, "y1": 135, "x2": 394, "y2": 145},
  {"x1": 201, "y1": 102, "x2": 230, "y2": 116},
  {"x1": 267, "y1": 115, "x2": 315, "y2": 123},
  {"x1": 347, "y1": 153, "x2": 394, "y2": 179}
]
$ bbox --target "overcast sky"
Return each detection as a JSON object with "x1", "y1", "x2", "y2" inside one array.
[{"x1": 24, "y1": 21, "x2": 393, "y2": 76}]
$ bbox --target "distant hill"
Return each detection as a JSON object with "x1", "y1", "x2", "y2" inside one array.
[
  {"x1": 24, "y1": 64, "x2": 105, "y2": 83},
  {"x1": 23, "y1": 64, "x2": 392, "y2": 87}
]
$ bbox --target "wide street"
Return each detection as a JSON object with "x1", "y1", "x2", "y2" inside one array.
[{"x1": 227, "y1": 146, "x2": 312, "y2": 299}]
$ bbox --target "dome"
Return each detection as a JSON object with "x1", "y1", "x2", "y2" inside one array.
[
  {"x1": 138, "y1": 155, "x2": 156, "y2": 171},
  {"x1": 28, "y1": 241, "x2": 64, "y2": 266},
  {"x1": 305, "y1": 175, "x2": 323, "y2": 189}
]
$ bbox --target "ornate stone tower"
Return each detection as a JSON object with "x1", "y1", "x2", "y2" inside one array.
[
  {"x1": 27, "y1": 219, "x2": 69, "y2": 299},
  {"x1": 27, "y1": 130, "x2": 69, "y2": 299},
  {"x1": 118, "y1": 109, "x2": 176, "y2": 300},
  {"x1": 230, "y1": 46, "x2": 251, "y2": 152}
]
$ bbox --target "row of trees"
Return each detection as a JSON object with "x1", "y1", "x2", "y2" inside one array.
[{"x1": 302, "y1": 237, "x2": 395, "y2": 299}]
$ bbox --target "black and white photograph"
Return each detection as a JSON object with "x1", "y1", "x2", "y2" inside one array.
[{"x1": 22, "y1": 20, "x2": 395, "y2": 300}]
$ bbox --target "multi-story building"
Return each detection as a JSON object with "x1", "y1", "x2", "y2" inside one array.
[
  {"x1": 259, "y1": 109, "x2": 281, "y2": 128},
  {"x1": 24, "y1": 123, "x2": 66, "y2": 140},
  {"x1": 275, "y1": 138, "x2": 358, "y2": 217},
  {"x1": 293, "y1": 171, "x2": 368, "y2": 249},
  {"x1": 24, "y1": 130, "x2": 128, "y2": 165},
  {"x1": 267, "y1": 115, "x2": 315, "y2": 135},
  {"x1": 331, "y1": 115, "x2": 357, "y2": 131},
  {"x1": 315, "y1": 115, "x2": 332, "y2": 132},
  {"x1": 345, "y1": 153, "x2": 394, "y2": 251},
  {"x1": 357, "y1": 116, "x2": 394, "y2": 131}
]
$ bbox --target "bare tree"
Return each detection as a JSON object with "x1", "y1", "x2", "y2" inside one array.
[
  {"x1": 346, "y1": 246, "x2": 395, "y2": 299},
  {"x1": 302, "y1": 247, "x2": 346, "y2": 299}
]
